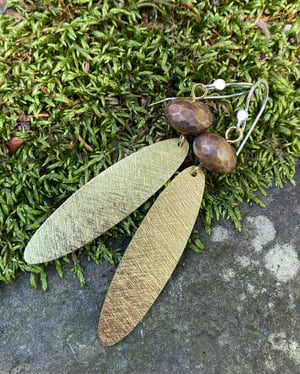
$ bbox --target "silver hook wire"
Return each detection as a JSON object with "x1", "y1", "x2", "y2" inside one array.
[
  {"x1": 197, "y1": 79, "x2": 253, "y2": 100},
  {"x1": 149, "y1": 79, "x2": 253, "y2": 106},
  {"x1": 149, "y1": 97, "x2": 177, "y2": 106},
  {"x1": 235, "y1": 79, "x2": 269, "y2": 156}
]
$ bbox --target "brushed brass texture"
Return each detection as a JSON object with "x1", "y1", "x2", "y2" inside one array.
[
  {"x1": 24, "y1": 138, "x2": 189, "y2": 264},
  {"x1": 98, "y1": 166, "x2": 205, "y2": 346}
]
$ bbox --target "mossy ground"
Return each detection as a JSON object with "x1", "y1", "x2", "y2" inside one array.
[{"x1": 0, "y1": 0, "x2": 299, "y2": 288}]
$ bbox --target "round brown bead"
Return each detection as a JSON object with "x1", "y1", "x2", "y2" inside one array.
[
  {"x1": 164, "y1": 98, "x2": 213, "y2": 135},
  {"x1": 193, "y1": 132, "x2": 237, "y2": 174}
]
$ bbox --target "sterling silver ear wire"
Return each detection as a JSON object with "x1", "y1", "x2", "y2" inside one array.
[
  {"x1": 225, "y1": 79, "x2": 269, "y2": 155},
  {"x1": 149, "y1": 78, "x2": 253, "y2": 106},
  {"x1": 191, "y1": 79, "x2": 253, "y2": 100}
]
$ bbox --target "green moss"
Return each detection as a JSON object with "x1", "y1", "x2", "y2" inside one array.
[{"x1": 0, "y1": 0, "x2": 299, "y2": 287}]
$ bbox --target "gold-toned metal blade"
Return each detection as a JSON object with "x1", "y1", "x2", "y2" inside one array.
[
  {"x1": 24, "y1": 138, "x2": 189, "y2": 264},
  {"x1": 98, "y1": 166, "x2": 205, "y2": 346}
]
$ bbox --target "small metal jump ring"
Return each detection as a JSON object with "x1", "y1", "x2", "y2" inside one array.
[
  {"x1": 225, "y1": 126, "x2": 244, "y2": 144},
  {"x1": 177, "y1": 135, "x2": 186, "y2": 147},
  {"x1": 191, "y1": 83, "x2": 208, "y2": 101}
]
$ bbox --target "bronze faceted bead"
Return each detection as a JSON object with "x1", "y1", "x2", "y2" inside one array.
[
  {"x1": 193, "y1": 132, "x2": 237, "y2": 174},
  {"x1": 164, "y1": 98, "x2": 213, "y2": 135}
]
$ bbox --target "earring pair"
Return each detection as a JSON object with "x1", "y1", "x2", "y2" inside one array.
[
  {"x1": 98, "y1": 78, "x2": 269, "y2": 345},
  {"x1": 24, "y1": 77, "x2": 269, "y2": 346}
]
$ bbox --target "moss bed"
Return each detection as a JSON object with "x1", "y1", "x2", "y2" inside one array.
[{"x1": 0, "y1": 0, "x2": 299, "y2": 288}]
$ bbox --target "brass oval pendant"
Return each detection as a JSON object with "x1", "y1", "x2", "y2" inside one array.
[
  {"x1": 98, "y1": 166, "x2": 205, "y2": 346},
  {"x1": 24, "y1": 138, "x2": 189, "y2": 264}
]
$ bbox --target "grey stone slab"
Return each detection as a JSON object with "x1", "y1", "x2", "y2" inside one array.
[{"x1": 1, "y1": 165, "x2": 299, "y2": 374}]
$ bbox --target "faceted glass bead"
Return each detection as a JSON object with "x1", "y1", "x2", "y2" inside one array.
[
  {"x1": 193, "y1": 132, "x2": 237, "y2": 174},
  {"x1": 164, "y1": 98, "x2": 213, "y2": 135}
]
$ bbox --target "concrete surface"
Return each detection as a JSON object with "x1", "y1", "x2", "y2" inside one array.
[{"x1": 1, "y1": 164, "x2": 299, "y2": 374}]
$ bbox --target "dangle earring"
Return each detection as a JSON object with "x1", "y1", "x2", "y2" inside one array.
[
  {"x1": 98, "y1": 79, "x2": 269, "y2": 346},
  {"x1": 23, "y1": 78, "x2": 268, "y2": 346}
]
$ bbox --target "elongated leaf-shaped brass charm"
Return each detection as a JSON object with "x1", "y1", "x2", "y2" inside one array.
[
  {"x1": 98, "y1": 166, "x2": 205, "y2": 346},
  {"x1": 24, "y1": 138, "x2": 189, "y2": 264}
]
